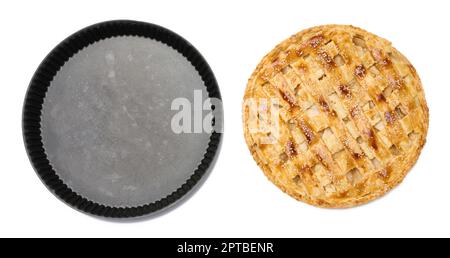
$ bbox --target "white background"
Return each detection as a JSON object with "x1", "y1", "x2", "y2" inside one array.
[{"x1": 1, "y1": 0, "x2": 449, "y2": 238}]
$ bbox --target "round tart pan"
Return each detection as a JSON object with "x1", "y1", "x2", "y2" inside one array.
[{"x1": 22, "y1": 20, "x2": 222, "y2": 218}]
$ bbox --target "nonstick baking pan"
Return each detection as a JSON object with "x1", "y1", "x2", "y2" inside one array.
[{"x1": 22, "y1": 20, "x2": 222, "y2": 218}]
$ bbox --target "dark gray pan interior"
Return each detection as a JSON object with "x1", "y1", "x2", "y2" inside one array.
[{"x1": 41, "y1": 36, "x2": 212, "y2": 208}]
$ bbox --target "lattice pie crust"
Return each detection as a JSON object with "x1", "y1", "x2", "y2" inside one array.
[{"x1": 243, "y1": 25, "x2": 428, "y2": 208}]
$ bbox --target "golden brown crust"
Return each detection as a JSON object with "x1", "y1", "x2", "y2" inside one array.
[{"x1": 243, "y1": 25, "x2": 429, "y2": 208}]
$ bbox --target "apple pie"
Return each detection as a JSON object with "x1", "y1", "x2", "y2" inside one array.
[{"x1": 243, "y1": 25, "x2": 428, "y2": 208}]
